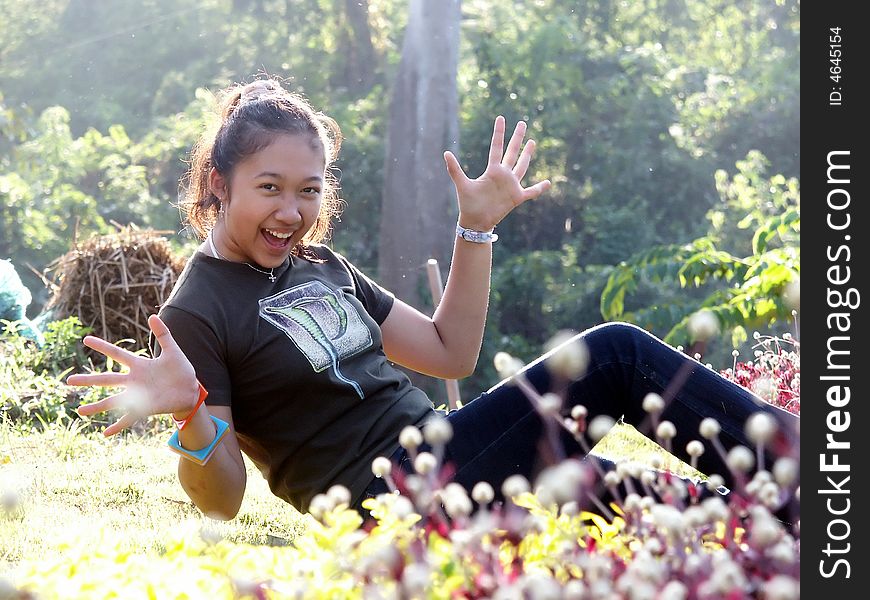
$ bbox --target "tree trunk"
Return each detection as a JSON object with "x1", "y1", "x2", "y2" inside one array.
[
  {"x1": 333, "y1": 0, "x2": 378, "y2": 94},
  {"x1": 378, "y1": 0, "x2": 461, "y2": 310}
]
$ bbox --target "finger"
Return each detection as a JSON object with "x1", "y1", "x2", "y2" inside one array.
[
  {"x1": 522, "y1": 179, "x2": 552, "y2": 201},
  {"x1": 66, "y1": 371, "x2": 128, "y2": 388},
  {"x1": 82, "y1": 335, "x2": 139, "y2": 365},
  {"x1": 103, "y1": 413, "x2": 138, "y2": 437},
  {"x1": 76, "y1": 392, "x2": 125, "y2": 417},
  {"x1": 501, "y1": 121, "x2": 527, "y2": 168},
  {"x1": 512, "y1": 139, "x2": 536, "y2": 181},
  {"x1": 487, "y1": 116, "x2": 506, "y2": 166},
  {"x1": 443, "y1": 151, "x2": 468, "y2": 188},
  {"x1": 148, "y1": 314, "x2": 181, "y2": 356}
]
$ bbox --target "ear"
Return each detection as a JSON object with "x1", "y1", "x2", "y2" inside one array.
[{"x1": 208, "y1": 167, "x2": 228, "y2": 201}]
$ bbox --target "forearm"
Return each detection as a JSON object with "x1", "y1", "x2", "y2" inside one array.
[
  {"x1": 175, "y1": 407, "x2": 246, "y2": 520},
  {"x1": 431, "y1": 234, "x2": 493, "y2": 377}
]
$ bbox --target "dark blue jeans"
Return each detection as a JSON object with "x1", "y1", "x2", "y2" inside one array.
[{"x1": 355, "y1": 322, "x2": 799, "y2": 513}]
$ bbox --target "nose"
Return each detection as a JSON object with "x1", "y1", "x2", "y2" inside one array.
[{"x1": 274, "y1": 194, "x2": 303, "y2": 224}]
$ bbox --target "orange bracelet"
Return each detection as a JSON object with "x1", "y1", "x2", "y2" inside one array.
[{"x1": 172, "y1": 381, "x2": 209, "y2": 431}]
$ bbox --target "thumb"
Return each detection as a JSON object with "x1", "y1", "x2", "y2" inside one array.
[
  {"x1": 148, "y1": 314, "x2": 180, "y2": 355},
  {"x1": 443, "y1": 151, "x2": 466, "y2": 186}
]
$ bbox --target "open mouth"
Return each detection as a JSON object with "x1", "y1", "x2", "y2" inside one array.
[{"x1": 262, "y1": 228, "x2": 293, "y2": 249}]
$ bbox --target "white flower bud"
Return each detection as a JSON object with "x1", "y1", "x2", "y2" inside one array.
[
  {"x1": 413, "y1": 452, "x2": 437, "y2": 475},
  {"x1": 773, "y1": 457, "x2": 799, "y2": 487},
  {"x1": 651, "y1": 504, "x2": 685, "y2": 536},
  {"x1": 746, "y1": 412, "x2": 778, "y2": 445},
  {"x1": 702, "y1": 497, "x2": 729, "y2": 522},
  {"x1": 656, "y1": 420, "x2": 676, "y2": 441},
  {"x1": 684, "y1": 506, "x2": 707, "y2": 527},
  {"x1": 326, "y1": 485, "x2": 351, "y2": 507},
  {"x1": 309, "y1": 493, "x2": 333, "y2": 520},
  {"x1": 402, "y1": 564, "x2": 431, "y2": 596},
  {"x1": 706, "y1": 474, "x2": 726, "y2": 492},
  {"x1": 399, "y1": 425, "x2": 423, "y2": 450},
  {"x1": 471, "y1": 481, "x2": 495, "y2": 505},
  {"x1": 494, "y1": 351, "x2": 524, "y2": 379},
  {"x1": 392, "y1": 495, "x2": 415, "y2": 520},
  {"x1": 423, "y1": 417, "x2": 453, "y2": 446},
  {"x1": 371, "y1": 456, "x2": 392, "y2": 478},
  {"x1": 642, "y1": 392, "x2": 664, "y2": 414},
  {"x1": 523, "y1": 573, "x2": 562, "y2": 600},
  {"x1": 639, "y1": 496, "x2": 656, "y2": 511},
  {"x1": 686, "y1": 440, "x2": 705, "y2": 457},
  {"x1": 570, "y1": 404, "x2": 588, "y2": 420},
  {"x1": 688, "y1": 310, "x2": 719, "y2": 342},
  {"x1": 535, "y1": 459, "x2": 586, "y2": 506},
  {"x1": 538, "y1": 393, "x2": 562, "y2": 415},
  {"x1": 648, "y1": 455, "x2": 663, "y2": 470},
  {"x1": 640, "y1": 470, "x2": 657, "y2": 486},
  {"x1": 544, "y1": 331, "x2": 590, "y2": 379},
  {"x1": 759, "y1": 482, "x2": 782, "y2": 508},
  {"x1": 749, "y1": 512, "x2": 782, "y2": 549},
  {"x1": 699, "y1": 418, "x2": 721, "y2": 439},
  {"x1": 766, "y1": 540, "x2": 797, "y2": 566},
  {"x1": 659, "y1": 581, "x2": 688, "y2": 600},
  {"x1": 587, "y1": 415, "x2": 616, "y2": 442},
  {"x1": 603, "y1": 471, "x2": 621, "y2": 487},
  {"x1": 502, "y1": 474, "x2": 530, "y2": 498},
  {"x1": 404, "y1": 474, "x2": 424, "y2": 496},
  {"x1": 442, "y1": 485, "x2": 473, "y2": 519},
  {"x1": 751, "y1": 377, "x2": 775, "y2": 399},
  {"x1": 644, "y1": 537, "x2": 663, "y2": 555},
  {"x1": 623, "y1": 493, "x2": 642, "y2": 512},
  {"x1": 562, "y1": 580, "x2": 587, "y2": 600},
  {"x1": 762, "y1": 575, "x2": 799, "y2": 600},
  {"x1": 726, "y1": 445, "x2": 755, "y2": 473}
]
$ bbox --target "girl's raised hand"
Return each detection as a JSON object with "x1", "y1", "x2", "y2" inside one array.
[
  {"x1": 443, "y1": 115, "x2": 551, "y2": 232},
  {"x1": 67, "y1": 314, "x2": 200, "y2": 436}
]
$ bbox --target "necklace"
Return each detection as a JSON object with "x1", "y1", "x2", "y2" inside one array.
[{"x1": 208, "y1": 232, "x2": 277, "y2": 282}]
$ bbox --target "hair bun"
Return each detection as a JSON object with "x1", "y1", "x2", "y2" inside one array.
[{"x1": 240, "y1": 79, "x2": 284, "y2": 103}]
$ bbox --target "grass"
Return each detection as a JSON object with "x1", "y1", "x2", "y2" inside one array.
[
  {"x1": 0, "y1": 414, "x2": 701, "y2": 584},
  {"x1": 0, "y1": 418, "x2": 307, "y2": 579}
]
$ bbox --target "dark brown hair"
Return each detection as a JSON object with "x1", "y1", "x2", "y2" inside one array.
[{"x1": 180, "y1": 78, "x2": 343, "y2": 254}]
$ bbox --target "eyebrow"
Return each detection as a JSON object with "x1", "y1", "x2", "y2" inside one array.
[{"x1": 254, "y1": 172, "x2": 323, "y2": 183}]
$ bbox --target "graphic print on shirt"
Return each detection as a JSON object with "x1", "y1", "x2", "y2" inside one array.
[{"x1": 259, "y1": 281, "x2": 372, "y2": 399}]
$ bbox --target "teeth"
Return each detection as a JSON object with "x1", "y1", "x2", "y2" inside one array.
[{"x1": 265, "y1": 229, "x2": 292, "y2": 239}]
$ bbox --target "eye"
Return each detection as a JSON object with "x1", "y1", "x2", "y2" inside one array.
[
  {"x1": 302, "y1": 187, "x2": 321, "y2": 196},
  {"x1": 260, "y1": 183, "x2": 279, "y2": 192}
]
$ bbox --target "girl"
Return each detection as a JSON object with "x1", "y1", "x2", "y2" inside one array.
[{"x1": 68, "y1": 78, "x2": 798, "y2": 520}]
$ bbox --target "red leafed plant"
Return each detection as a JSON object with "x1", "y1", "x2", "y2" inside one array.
[{"x1": 720, "y1": 332, "x2": 800, "y2": 416}]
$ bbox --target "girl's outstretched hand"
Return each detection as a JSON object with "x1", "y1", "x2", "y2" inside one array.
[
  {"x1": 443, "y1": 115, "x2": 551, "y2": 232},
  {"x1": 67, "y1": 314, "x2": 200, "y2": 436}
]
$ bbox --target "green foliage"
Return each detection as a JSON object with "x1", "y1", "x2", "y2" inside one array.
[
  {"x1": 0, "y1": 316, "x2": 101, "y2": 428},
  {"x1": 0, "y1": 0, "x2": 800, "y2": 382},
  {"x1": 600, "y1": 152, "x2": 799, "y2": 348}
]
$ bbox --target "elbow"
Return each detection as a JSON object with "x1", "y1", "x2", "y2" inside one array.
[
  {"x1": 205, "y1": 507, "x2": 240, "y2": 521},
  {"x1": 195, "y1": 498, "x2": 242, "y2": 521},
  {"x1": 445, "y1": 356, "x2": 478, "y2": 379}
]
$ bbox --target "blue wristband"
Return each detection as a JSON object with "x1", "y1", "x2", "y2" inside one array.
[{"x1": 167, "y1": 415, "x2": 230, "y2": 466}]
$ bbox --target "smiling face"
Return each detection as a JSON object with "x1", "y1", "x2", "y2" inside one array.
[{"x1": 210, "y1": 133, "x2": 326, "y2": 268}]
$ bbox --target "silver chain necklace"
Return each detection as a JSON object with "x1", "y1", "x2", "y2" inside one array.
[{"x1": 208, "y1": 232, "x2": 277, "y2": 282}]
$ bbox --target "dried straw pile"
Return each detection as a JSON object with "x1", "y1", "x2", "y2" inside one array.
[{"x1": 43, "y1": 226, "x2": 187, "y2": 349}]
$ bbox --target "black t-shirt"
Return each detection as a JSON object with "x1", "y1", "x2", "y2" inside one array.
[{"x1": 159, "y1": 244, "x2": 433, "y2": 512}]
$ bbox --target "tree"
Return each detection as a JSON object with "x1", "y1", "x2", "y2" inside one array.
[
  {"x1": 377, "y1": 0, "x2": 461, "y2": 308},
  {"x1": 599, "y1": 151, "x2": 799, "y2": 356}
]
